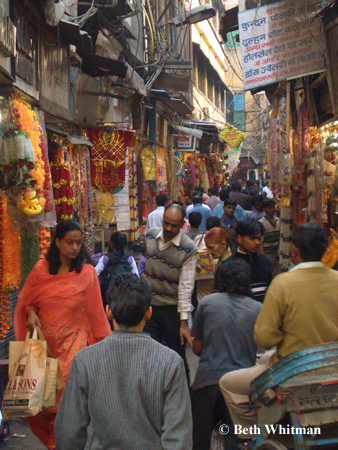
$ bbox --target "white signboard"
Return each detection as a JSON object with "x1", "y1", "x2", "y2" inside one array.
[
  {"x1": 174, "y1": 130, "x2": 196, "y2": 151},
  {"x1": 238, "y1": 0, "x2": 326, "y2": 90},
  {"x1": 114, "y1": 152, "x2": 131, "y2": 231}
]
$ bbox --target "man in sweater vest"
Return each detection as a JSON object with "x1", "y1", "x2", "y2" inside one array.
[
  {"x1": 143, "y1": 204, "x2": 198, "y2": 380},
  {"x1": 219, "y1": 223, "x2": 338, "y2": 449},
  {"x1": 55, "y1": 273, "x2": 192, "y2": 449}
]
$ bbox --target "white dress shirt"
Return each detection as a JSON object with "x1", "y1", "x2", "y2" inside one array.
[
  {"x1": 95, "y1": 255, "x2": 139, "y2": 276},
  {"x1": 146, "y1": 206, "x2": 165, "y2": 232},
  {"x1": 156, "y1": 229, "x2": 197, "y2": 321}
]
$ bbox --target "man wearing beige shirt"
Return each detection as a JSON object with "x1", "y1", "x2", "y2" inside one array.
[
  {"x1": 219, "y1": 223, "x2": 338, "y2": 448},
  {"x1": 143, "y1": 204, "x2": 198, "y2": 381}
]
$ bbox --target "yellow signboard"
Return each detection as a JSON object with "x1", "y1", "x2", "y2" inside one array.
[{"x1": 219, "y1": 124, "x2": 245, "y2": 149}]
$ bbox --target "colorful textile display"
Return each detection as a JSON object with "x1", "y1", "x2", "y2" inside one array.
[
  {"x1": 141, "y1": 146, "x2": 156, "y2": 181},
  {"x1": 129, "y1": 148, "x2": 139, "y2": 243},
  {"x1": 69, "y1": 144, "x2": 93, "y2": 250},
  {"x1": 156, "y1": 146, "x2": 167, "y2": 191},
  {"x1": 88, "y1": 129, "x2": 131, "y2": 193}
]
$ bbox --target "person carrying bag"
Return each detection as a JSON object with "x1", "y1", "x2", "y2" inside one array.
[{"x1": 2, "y1": 327, "x2": 47, "y2": 419}]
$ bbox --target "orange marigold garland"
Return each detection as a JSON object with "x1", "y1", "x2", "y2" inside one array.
[
  {"x1": 39, "y1": 226, "x2": 51, "y2": 259},
  {"x1": 0, "y1": 197, "x2": 21, "y2": 342}
]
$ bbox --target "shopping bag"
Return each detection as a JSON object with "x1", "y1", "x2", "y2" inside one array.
[
  {"x1": 2, "y1": 328, "x2": 47, "y2": 419},
  {"x1": 34, "y1": 327, "x2": 65, "y2": 408},
  {"x1": 195, "y1": 234, "x2": 214, "y2": 280}
]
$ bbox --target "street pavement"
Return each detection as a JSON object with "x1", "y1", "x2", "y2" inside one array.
[{"x1": 0, "y1": 344, "x2": 201, "y2": 449}]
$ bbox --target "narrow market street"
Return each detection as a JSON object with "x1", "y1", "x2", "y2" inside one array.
[{"x1": 1, "y1": 0, "x2": 338, "y2": 449}]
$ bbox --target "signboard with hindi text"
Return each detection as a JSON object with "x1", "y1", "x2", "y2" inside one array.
[
  {"x1": 238, "y1": 0, "x2": 326, "y2": 90},
  {"x1": 174, "y1": 130, "x2": 196, "y2": 151}
]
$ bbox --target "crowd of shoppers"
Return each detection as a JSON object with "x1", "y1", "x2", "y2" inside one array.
[{"x1": 13, "y1": 179, "x2": 338, "y2": 450}]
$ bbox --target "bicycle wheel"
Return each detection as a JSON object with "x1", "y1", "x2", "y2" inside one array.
[
  {"x1": 255, "y1": 440, "x2": 288, "y2": 450},
  {"x1": 210, "y1": 428, "x2": 225, "y2": 450}
]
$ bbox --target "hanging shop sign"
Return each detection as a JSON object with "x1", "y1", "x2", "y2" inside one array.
[
  {"x1": 219, "y1": 124, "x2": 245, "y2": 148},
  {"x1": 238, "y1": 0, "x2": 326, "y2": 90},
  {"x1": 174, "y1": 130, "x2": 197, "y2": 152},
  {"x1": 40, "y1": 32, "x2": 70, "y2": 119}
]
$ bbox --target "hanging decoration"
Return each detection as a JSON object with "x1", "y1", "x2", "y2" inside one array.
[
  {"x1": 69, "y1": 144, "x2": 93, "y2": 249},
  {"x1": 21, "y1": 226, "x2": 40, "y2": 284},
  {"x1": 0, "y1": 99, "x2": 55, "y2": 225},
  {"x1": 39, "y1": 226, "x2": 51, "y2": 259},
  {"x1": 129, "y1": 147, "x2": 139, "y2": 243},
  {"x1": 88, "y1": 129, "x2": 129, "y2": 193},
  {"x1": 174, "y1": 156, "x2": 184, "y2": 177},
  {"x1": 51, "y1": 147, "x2": 75, "y2": 222},
  {"x1": 141, "y1": 146, "x2": 156, "y2": 181}
]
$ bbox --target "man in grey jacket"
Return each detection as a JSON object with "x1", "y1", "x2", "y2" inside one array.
[{"x1": 55, "y1": 273, "x2": 192, "y2": 450}]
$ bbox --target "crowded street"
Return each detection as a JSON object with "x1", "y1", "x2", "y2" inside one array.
[{"x1": 1, "y1": 0, "x2": 338, "y2": 449}]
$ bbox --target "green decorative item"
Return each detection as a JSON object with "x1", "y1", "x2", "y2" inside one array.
[{"x1": 21, "y1": 227, "x2": 40, "y2": 283}]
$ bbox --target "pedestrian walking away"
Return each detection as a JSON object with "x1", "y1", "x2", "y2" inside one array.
[{"x1": 55, "y1": 273, "x2": 192, "y2": 450}]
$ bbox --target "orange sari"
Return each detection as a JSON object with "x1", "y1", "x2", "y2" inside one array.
[{"x1": 14, "y1": 259, "x2": 111, "y2": 450}]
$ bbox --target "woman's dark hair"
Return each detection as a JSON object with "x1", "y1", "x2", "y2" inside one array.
[
  {"x1": 107, "y1": 273, "x2": 152, "y2": 327},
  {"x1": 109, "y1": 231, "x2": 127, "y2": 264},
  {"x1": 215, "y1": 258, "x2": 252, "y2": 297},
  {"x1": 206, "y1": 216, "x2": 221, "y2": 230},
  {"x1": 291, "y1": 223, "x2": 328, "y2": 262},
  {"x1": 46, "y1": 220, "x2": 91, "y2": 275},
  {"x1": 224, "y1": 198, "x2": 237, "y2": 207},
  {"x1": 236, "y1": 218, "x2": 262, "y2": 238}
]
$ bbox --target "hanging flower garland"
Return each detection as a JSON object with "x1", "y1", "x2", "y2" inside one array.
[
  {"x1": 39, "y1": 226, "x2": 51, "y2": 259},
  {"x1": 51, "y1": 162, "x2": 75, "y2": 221},
  {"x1": 0, "y1": 197, "x2": 21, "y2": 343}
]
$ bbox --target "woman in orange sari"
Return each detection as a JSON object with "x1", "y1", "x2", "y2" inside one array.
[{"x1": 14, "y1": 220, "x2": 111, "y2": 450}]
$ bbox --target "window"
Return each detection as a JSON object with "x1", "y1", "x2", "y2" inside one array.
[{"x1": 226, "y1": 92, "x2": 245, "y2": 131}]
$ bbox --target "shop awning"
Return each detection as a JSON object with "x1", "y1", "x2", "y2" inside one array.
[
  {"x1": 78, "y1": 51, "x2": 147, "y2": 96},
  {"x1": 219, "y1": 6, "x2": 239, "y2": 41},
  {"x1": 175, "y1": 126, "x2": 203, "y2": 139}
]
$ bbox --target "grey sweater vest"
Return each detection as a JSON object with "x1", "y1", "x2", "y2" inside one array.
[{"x1": 143, "y1": 228, "x2": 197, "y2": 306}]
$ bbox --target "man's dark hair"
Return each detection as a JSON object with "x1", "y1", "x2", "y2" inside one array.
[
  {"x1": 188, "y1": 211, "x2": 202, "y2": 228},
  {"x1": 236, "y1": 218, "x2": 262, "y2": 238},
  {"x1": 246, "y1": 180, "x2": 252, "y2": 188},
  {"x1": 249, "y1": 189, "x2": 257, "y2": 197},
  {"x1": 107, "y1": 273, "x2": 152, "y2": 327},
  {"x1": 192, "y1": 195, "x2": 203, "y2": 205},
  {"x1": 208, "y1": 187, "x2": 217, "y2": 196},
  {"x1": 172, "y1": 200, "x2": 183, "y2": 207},
  {"x1": 253, "y1": 180, "x2": 260, "y2": 186},
  {"x1": 219, "y1": 187, "x2": 230, "y2": 202},
  {"x1": 231, "y1": 181, "x2": 242, "y2": 192},
  {"x1": 156, "y1": 194, "x2": 167, "y2": 207},
  {"x1": 224, "y1": 198, "x2": 237, "y2": 207},
  {"x1": 206, "y1": 216, "x2": 221, "y2": 230},
  {"x1": 262, "y1": 198, "x2": 276, "y2": 209},
  {"x1": 251, "y1": 194, "x2": 264, "y2": 206},
  {"x1": 195, "y1": 186, "x2": 204, "y2": 194},
  {"x1": 215, "y1": 258, "x2": 252, "y2": 297},
  {"x1": 291, "y1": 223, "x2": 328, "y2": 262},
  {"x1": 164, "y1": 203, "x2": 185, "y2": 220}
]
